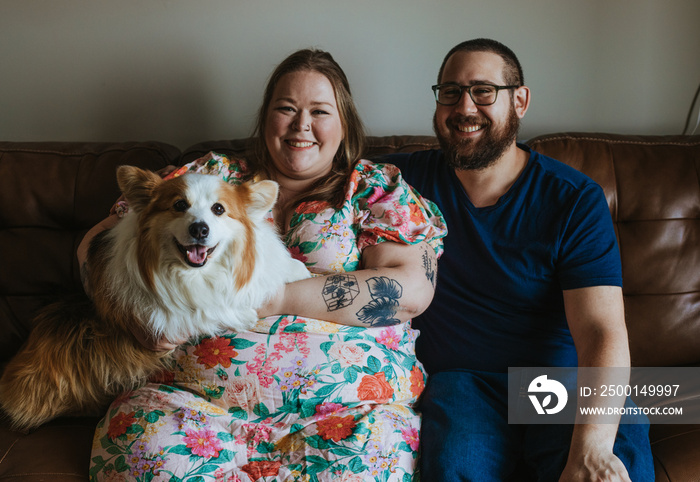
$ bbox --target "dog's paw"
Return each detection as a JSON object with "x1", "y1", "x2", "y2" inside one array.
[
  {"x1": 232, "y1": 308, "x2": 259, "y2": 332},
  {"x1": 287, "y1": 259, "x2": 312, "y2": 282},
  {"x1": 221, "y1": 311, "x2": 258, "y2": 333}
]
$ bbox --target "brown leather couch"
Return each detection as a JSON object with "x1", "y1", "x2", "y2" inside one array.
[{"x1": 1, "y1": 133, "x2": 698, "y2": 481}]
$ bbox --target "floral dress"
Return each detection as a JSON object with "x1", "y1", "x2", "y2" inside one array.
[{"x1": 89, "y1": 153, "x2": 447, "y2": 482}]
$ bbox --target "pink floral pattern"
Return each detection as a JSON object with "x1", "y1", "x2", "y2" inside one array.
[{"x1": 90, "y1": 153, "x2": 446, "y2": 481}]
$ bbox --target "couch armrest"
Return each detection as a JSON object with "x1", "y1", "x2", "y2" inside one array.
[{"x1": 526, "y1": 133, "x2": 700, "y2": 367}]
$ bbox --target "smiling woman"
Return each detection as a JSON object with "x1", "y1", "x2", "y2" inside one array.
[
  {"x1": 251, "y1": 50, "x2": 366, "y2": 222},
  {"x1": 88, "y1": 49, "x2": 447, "y2": 481},
  {"x1": 264, "y1": 70, "x2": 344, "y2": 187}
]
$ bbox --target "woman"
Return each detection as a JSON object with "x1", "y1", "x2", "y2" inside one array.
[{"x1": 88, "y1": 49, "x2": 446, "y2": 481}]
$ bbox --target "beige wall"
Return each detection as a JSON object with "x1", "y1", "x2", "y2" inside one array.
[{"x1": 2, "y1": 0, "x2": 699, "y2": 148}]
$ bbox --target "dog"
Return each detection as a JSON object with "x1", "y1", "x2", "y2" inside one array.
[{"x1": 0, "y1": 166, "x2": 310, "y2": 431}]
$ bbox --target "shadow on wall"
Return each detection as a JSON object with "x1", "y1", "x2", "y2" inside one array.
[
  {"x1": 4, "y1": 50, "x2": 216, "y2": 149},
  {"x1": 93, "y1": 79, "x2": 213, "y2": 149},
  {"x1": 91, "y1": 57, "x2": 215, "y2": 149}
]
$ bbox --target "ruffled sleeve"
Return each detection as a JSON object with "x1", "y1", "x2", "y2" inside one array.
[
  {"x1": 164, "y1": 152, "x2": 249, "y2": 184},
  {"x1": 351, "y1": 159, "x2": 447, "y2": 257}
]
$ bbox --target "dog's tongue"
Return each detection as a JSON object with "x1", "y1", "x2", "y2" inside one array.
[{"x1": 187, "y1": 245, "x2": 209, "y2": 265}]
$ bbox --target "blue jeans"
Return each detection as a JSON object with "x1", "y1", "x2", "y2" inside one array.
[{"x1": 418, "y1": 370, "x2": 654, "y2": 481}]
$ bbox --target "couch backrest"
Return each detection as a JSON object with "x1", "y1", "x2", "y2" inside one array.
[
  {"x1": 179, "y1": 135, "x2": 441, "y2": 164},
  {"x1": 0, "y1": 142, "x2": 181, "y2": 362},
  {"x1": 527, "y1": 133, "x2": 700, "y2": 367},
  {"x1": 2, "y1": 134, "x2": 697, "y2": 369}
]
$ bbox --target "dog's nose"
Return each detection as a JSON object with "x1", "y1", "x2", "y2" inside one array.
[{"x1": 189, "y1": 222, "x2": 209, "y2": 240}]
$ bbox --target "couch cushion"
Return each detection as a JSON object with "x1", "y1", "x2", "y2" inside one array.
[
  {"x1": 0, "y1": 142, "x2": 181, "y2": 363},
  {"x1": 0, "y1": 416, "x2": 98, "y2": 481},
  {"x1": 649, "y1": 424, "x2": 700, "y2": 481},
  {"x1": 526, "y1": 133, "x2": 700, "y2": 367}
]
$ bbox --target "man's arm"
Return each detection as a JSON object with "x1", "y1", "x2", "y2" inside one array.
[{"x1": 560, "y1": 285, "x2": 632, "y2": 482}]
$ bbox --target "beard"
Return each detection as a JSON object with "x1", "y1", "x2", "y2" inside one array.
[{"x1": 434, "y1": 104, "x2": 520, "y2": 171}]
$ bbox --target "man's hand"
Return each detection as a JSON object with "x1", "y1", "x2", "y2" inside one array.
[{"x1": 559, "y1": 449, "x2": 631, "y2": 482}]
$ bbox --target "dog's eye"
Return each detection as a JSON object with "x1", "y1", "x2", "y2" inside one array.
[
  {"x1": 173, "y1": 200, "x2": 189, "y2": 212},
  {"x1": 211, "y1": 203, "x2": 225, "y2": 216}
]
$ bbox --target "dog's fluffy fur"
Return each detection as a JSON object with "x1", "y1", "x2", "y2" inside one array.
[{"x1": 0, "y1": 166, "x2": 310, "y2": 430}]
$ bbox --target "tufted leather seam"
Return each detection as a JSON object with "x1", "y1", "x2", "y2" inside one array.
[
  {"x1": 0, "y1": 438, "x2": 18, "y2": 466},
  {"x1": 650, "y1": 426, "x2": 700, "y2": 445},
  {"x1": 624, "y1": 291, "x2": 700, "y2": 296},
  {"x1": 529, "y1": 135, "x2": 700, "y2": 147},
  {"x1": 651, "y1": 453, "x2": 670, "y2": 481}
]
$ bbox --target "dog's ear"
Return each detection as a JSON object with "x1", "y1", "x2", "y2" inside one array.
[
  {"x1": 116, "y1": 166, "x2": 163, "y2": 212},
  {"x1": 245, "y1": 180, "x2": 279, "y2": 218}
]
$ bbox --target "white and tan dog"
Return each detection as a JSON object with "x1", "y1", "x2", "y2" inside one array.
[{"x1": 0, "y1": 166, "x2": 310, "y2": 430}]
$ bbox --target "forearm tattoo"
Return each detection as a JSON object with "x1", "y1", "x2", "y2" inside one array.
[
  {"x1": 322, "y1": 274, "x2": 360, "y2": 311},
  {"x1": 421, "y1": 245, "x2": 436, "y2": 287},
  {"x1": 355, "y1": 276, "x2": 403, "y2": 327}
]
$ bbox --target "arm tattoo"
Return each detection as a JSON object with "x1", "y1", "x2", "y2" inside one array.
[
  {"x1": 355, "y1": 276, "x2": 403, "y2": 327},
  {"x1": 322, "y1": 274, "x2": 360, "y2": 311},
  {"x1": 421, "y1": 245, "x2": 436, "y2": 287}
]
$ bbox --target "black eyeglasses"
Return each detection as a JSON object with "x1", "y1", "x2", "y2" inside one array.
[{"x1": 432, "y1": 83, "x2": 519, "y2": 106}]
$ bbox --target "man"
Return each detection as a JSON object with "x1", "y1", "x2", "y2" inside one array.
[{"x1": 385, "y1": 39, "x2": 654, "y2": 481}]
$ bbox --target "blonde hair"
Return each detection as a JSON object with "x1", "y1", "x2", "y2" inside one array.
[{"x1": 251, "y1": 49, "x2": 366, "y2": 208}]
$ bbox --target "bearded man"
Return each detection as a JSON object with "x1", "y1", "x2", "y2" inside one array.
[{"x1": 384, "y1": 38, "x2": 654, "y2": 481}]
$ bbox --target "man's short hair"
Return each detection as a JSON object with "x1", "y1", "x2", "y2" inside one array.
[{"x1": 437, "y1": 38, "x2": 524, "y2": 87}]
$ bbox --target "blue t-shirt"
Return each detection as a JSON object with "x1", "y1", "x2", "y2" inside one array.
[{"x1": 385, "y1": 145, "x2": 622, "y2": 373}]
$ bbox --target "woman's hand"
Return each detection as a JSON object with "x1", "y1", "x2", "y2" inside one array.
[
  {"x1": 257, "y1": 284, "x2": 287, "y2": 320},
  {"x1": 128, "y1": 320, "x2": 189, "y2": 352}
]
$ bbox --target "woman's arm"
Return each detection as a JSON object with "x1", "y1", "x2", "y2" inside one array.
[
  {"x1": 258, "y1": 241, "x2": 438, "y2": 326},
  {"x1": 76, "y1": 214, "x2": 121, "y2": 290},
  {"x1": 77, "y1": 164, "x2": 180, "y2": 350}
]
